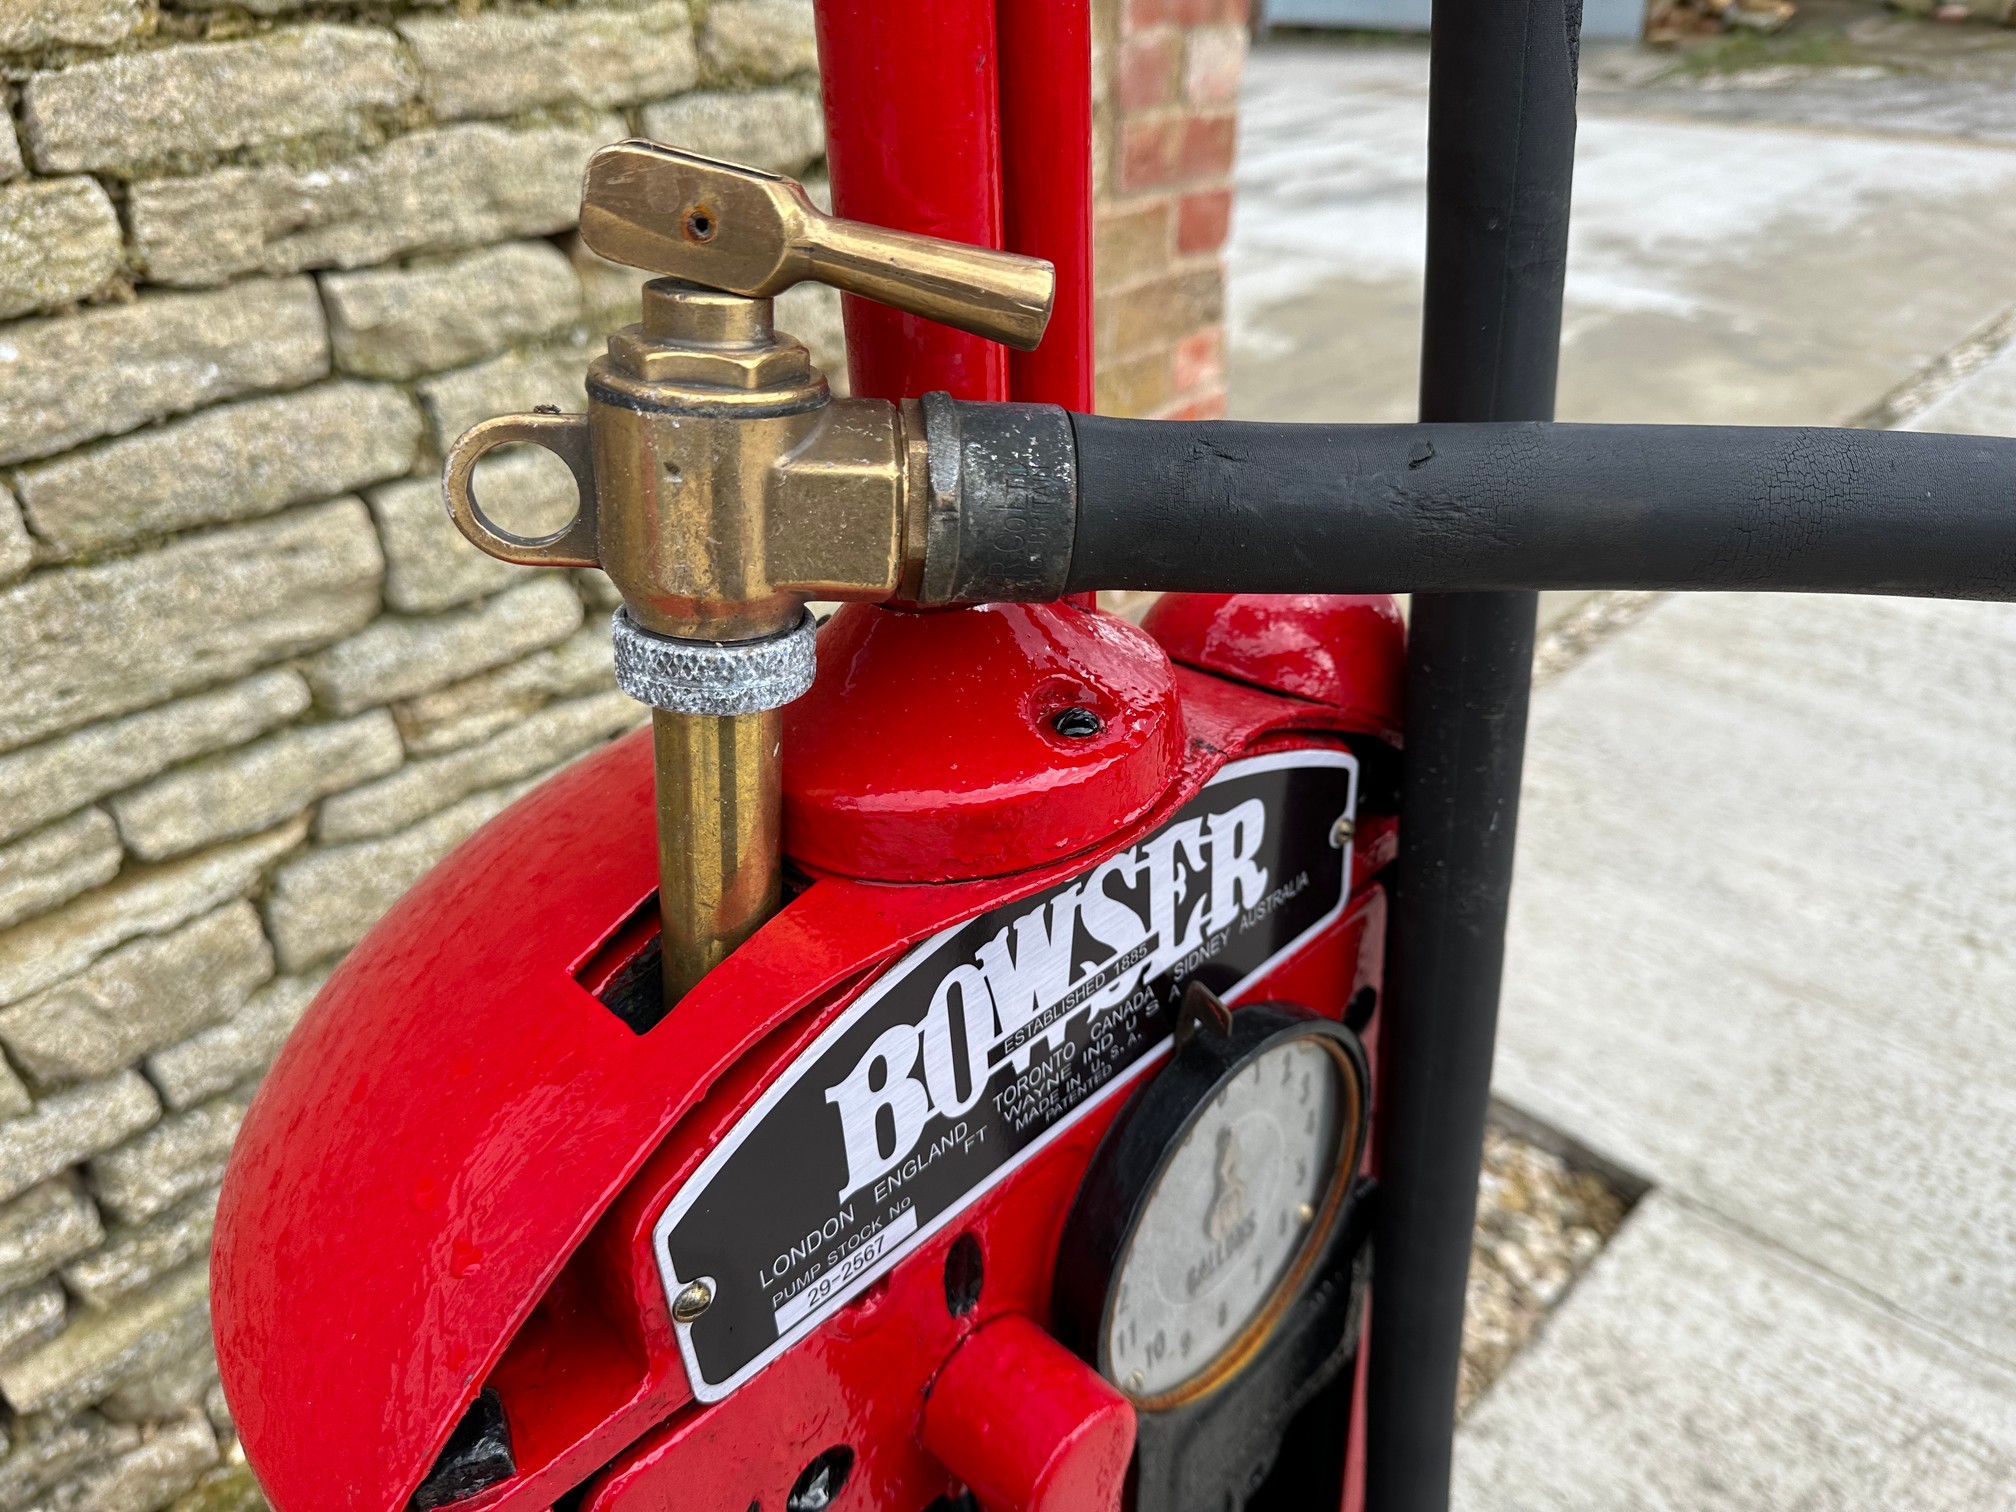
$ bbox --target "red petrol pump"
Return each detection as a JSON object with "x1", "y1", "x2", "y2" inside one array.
[
  {"x1": 211, "y1": 1, "x2": 2016, "y2": 1509},
  {"x1": 214, "y1": 4, "x2": 1401, "y2": 1510}
]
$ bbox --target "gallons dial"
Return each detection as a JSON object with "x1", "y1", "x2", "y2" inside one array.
[{"x1": 1056, "y1": 998, "x2": 1369, "y2": 1411}]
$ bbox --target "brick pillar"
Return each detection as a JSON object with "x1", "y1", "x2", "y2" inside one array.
[{"x1": 1092, "y1": 0, "x2": 1247, "y2": 420}]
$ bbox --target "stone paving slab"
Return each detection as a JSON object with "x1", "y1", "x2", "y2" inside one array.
[
  {"x1": 1453, "y1": 1193, "x2": 2016, "y2": 1510},
  {"x1": 1495, "y1": 587, "x2": 2016, "y2": 1366},
  {"x1": 1229, "y1": 42, "x2": 2016, "y2": 428}
]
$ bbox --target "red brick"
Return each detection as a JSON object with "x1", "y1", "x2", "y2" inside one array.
[
  {"x1": 1108, "y1": 265, "x2": 1223, "y2": 356},
  {"x1": 1177, "y1": 114, "x2": 1237, "y2": 181},
  {"x1": 1096, "y1": 199, "x2": 1175, "y2": 287},
  {"x1": 1095, "y1": 350, "x2": 1176, "y2": 418},
  {"x1": 1129, "y1": 0, "x2": 1249, "y2": 24},
  {"x1": 1118, "y1": 29, "x2": 1183, "y2": 111},
  {"x1": 1176, "y1": 187, "x2": 1233, "y2": 254},
  {"x1": 1172, "y1": 325, "x2": 1224, "y2": 392},
  {"x1": 1119, "y1": 112, "x2": 1236, "y2": 193},
  {"x1": 1158, "y1": 387, "x2": 1228, "y2": 421},
  {"x1": 1183, "y1": 23, "x2": 1248, "y2": 107},
  {"x1": 1118, "y1": 115, "x2": 1182, "y2": 192}
]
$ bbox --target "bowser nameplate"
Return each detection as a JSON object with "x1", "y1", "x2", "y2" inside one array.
[{"x1": 655, "y1": 750, "x2": 1359, "y2": 1401}]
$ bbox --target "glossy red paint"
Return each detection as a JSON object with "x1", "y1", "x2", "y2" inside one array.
[
  {"x1": 1341, "y1": 1301, "x2": 1374, "y2": 1512},
  {"x1": 212, "y1": 661, "x2": 1389, "y2": 1512},
  {"x1": 998, "y1": 1, "x2": 1093, "y2": 413},
  {"x1": 782, "y1": 601, "x2": 1184, "y2": 882},
  {"x1": 571, "y1": 867, "x2": 1386, "y2": 1512},
  {"x1": 813, "y1": 0, "x2": 1006, "y2": 403},
  {"x1": 920, "y1": 1315, "x2": 1135, "y2": 1512},
  {"x1": 1142, "y1": 594, "x2": 1408, "y2": 740},
  {"x1": 576, "y1": 1101, "x2": 1127, "y2": 1511},
  {"x1": 813, "y1": 0, "x2": 1093, "y2": 412}
]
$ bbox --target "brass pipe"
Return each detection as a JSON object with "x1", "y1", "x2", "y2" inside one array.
[{"x1": 652, "y1": 707, "x2": 783, "y2": 1002}]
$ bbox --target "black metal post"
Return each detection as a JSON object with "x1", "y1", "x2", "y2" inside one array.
[{"x1": 1365, "y1": 0, "x2": 1581, "y2": 1508}]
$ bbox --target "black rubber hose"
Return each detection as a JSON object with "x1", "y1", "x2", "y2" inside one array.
[{"x1": 1065, "y1": 417, "x2": 2016, "y2": 601}]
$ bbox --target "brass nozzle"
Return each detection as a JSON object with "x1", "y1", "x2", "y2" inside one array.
[{"x1": 442, "y1": 142, "x2": 1059, "y2": 1012}]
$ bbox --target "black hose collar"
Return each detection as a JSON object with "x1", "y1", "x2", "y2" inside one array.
[{"x1": 916, "y1": 395, "x2": 1076, "y2": 604}]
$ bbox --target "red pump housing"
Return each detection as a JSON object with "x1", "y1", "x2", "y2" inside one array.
[{"x1": 214, "y1": 601, "x2": 1401, "y2": 1512}]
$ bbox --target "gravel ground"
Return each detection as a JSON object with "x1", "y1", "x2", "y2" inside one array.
[{"x1": 1459, "y1": 1125, "x2": 1633, "y2": 1417}]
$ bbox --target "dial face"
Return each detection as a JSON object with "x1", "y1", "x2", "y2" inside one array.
[{"x1": 1104, "y1": 1036, "x2": 1347, "y2": 1402}]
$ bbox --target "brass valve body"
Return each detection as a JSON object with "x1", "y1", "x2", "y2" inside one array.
[
  {"x1": 449, "y1": 281, "x2": 918, "y2": 1001},
  {"x1": 443, "y1": 142, "x2": 1059, "y2": 1010}
]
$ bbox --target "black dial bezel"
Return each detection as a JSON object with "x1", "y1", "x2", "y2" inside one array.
[{"x1": 1053, "y1": 1003, "x2": 1371, "y2": 1412}]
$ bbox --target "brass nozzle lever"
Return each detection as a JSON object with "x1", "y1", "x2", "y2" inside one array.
[{"x1": 580, "y1": 140, "x2": 1055, "y2": 352}]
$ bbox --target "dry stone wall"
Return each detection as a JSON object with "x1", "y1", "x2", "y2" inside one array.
[{"x1": 0, "y1": 2, "x2": 835, "y2": 1507}]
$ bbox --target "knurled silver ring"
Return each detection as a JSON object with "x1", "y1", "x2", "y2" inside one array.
[{"x1": 610, "y1": 607, "x2": 818, "y2": 716}]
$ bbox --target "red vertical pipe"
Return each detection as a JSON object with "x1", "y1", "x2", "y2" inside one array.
[
  {"x1": 998, "y1": 1, "x2": 1095, "y2": 412},
  {"x1": 812, "y1": 0, "x2": 1008, "y2": 402}
]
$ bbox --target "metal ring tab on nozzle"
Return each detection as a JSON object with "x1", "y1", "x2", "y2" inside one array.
[{"x1": 611, "y1": 608, "x2": 819, "y2": 716}]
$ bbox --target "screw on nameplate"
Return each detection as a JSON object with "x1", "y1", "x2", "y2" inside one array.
[{"x1": 672, "y1": 1278, "x2": 715, "y2": 1323}]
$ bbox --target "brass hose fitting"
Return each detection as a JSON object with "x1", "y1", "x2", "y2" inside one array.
[{"x1": 444, "y1": 142, "x2": 1059, "y2": 1008}]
